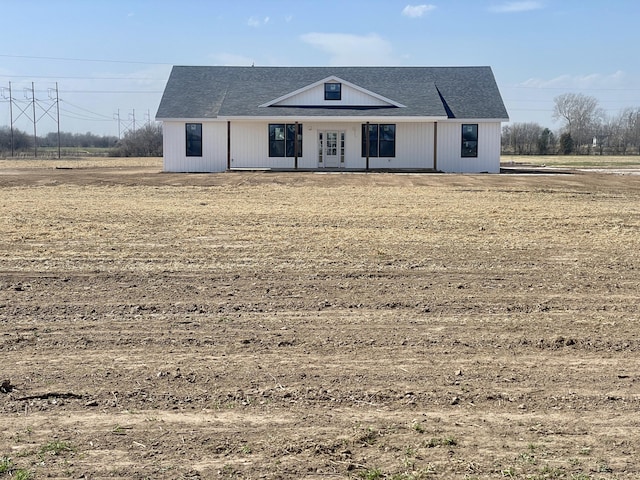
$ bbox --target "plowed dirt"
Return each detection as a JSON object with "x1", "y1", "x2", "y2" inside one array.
[{"x1": 1, "y1": 159, "x2": 639, "y2": 479}]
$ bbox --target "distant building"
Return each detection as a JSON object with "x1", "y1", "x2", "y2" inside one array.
[{"x1": 156, "y1": 66, "x2": 509, "y2": 173}]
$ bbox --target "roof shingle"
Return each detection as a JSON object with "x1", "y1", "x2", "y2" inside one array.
[{"x1": 156, "y1": 66, "x2": 509, "y2": 120}]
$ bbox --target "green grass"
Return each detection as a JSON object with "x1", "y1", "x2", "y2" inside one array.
[
  {"x1": 424, "y1": 436, "x2": 457, "y2": 448},
  {"x1": 358, "y1": 467, "x2": 383, "y2": 479},
  {"x1": 35, "y1": 146, "x2": 115, "y2": 157},
  {"x1": 0, "y1": 457, "x2": 32, "y2": 480},
  {"x1": 0, "y1": 456, "x2": 12, "y2": 473},
  {"x1": 13, "y1": 469, "x2": 32, "y2": 480},
  {"x1": 501, "y1": 154, "x2": 640, "y2": 168},
  {"x1": 39, "y1": 440, "x2": 73, "y2": 456}
]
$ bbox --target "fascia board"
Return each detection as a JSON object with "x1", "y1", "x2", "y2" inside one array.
[
  {"x1": 217, "y1": 115, "x2": 448, "y2": 122},
  {"x1": 156, "y1": 117, "x2": 218, "y2": 122},
  {"x1": 438, "y1": 118, "x2": 510, "y2": 123}
]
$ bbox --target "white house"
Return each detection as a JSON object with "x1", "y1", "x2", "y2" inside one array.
[{"x1": 155, "y1": 66, "x2": 509, "y2": 173}]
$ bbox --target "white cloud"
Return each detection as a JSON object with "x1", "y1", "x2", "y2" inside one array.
[
  {"x1": 519, "y1": 71, "x2": 627, "y2": 89},
  {"x1": 248, "y1": 16, "x2": 269, "y2": 27},
  {"x1": 300, "y1": 32, "x2": 397, "y2": 66},
  {"x1": 490, "y1": 1, "x2": 543, "y2": 13},
  {"x1": 402, "y1": 4, "x2": 436, "y2": 18}
]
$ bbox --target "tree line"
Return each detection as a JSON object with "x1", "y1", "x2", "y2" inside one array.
[
  {"x1": 503, "y1": 93, "x2": 640, "y2": 155},
  {"x1": 0, "y1": 123, "x2": 162, "y2": 157}
]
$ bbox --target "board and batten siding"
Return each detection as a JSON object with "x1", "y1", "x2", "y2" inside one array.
[
  {"x1": 162, "y1": 120, "x2": 501, "y2": 172},
  {"x1": 230, "y1": 122, "x2": 295, "y2": 169},
  {"x1": 162, "y1": 121, "x2": 227, "y2": 172},
  {"x1": 274, "y1": 83, "x2": 391, "y2": 107},
  {"x1": 368, "y1": 122, "x2": 434, "y2": 170},
  {"x1": 436, "y1": 121, "x2": 502, "y2": 173},
  {"x1": 228, "y1": 121, "x2": 435, "y2": 170}
]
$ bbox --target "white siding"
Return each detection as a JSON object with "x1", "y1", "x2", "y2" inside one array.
[
  {"x1": 230, "y1": 122, "x2": 297, "y2": 169},
  {"x1": 368, "y1": 123, "x2": 434, "y2": 169},
  {"x1": 226, "y1": 121, "x2": 435, "y2": 170},
  {"x1": 162, "y1": 119, "x2": 502, "y2": 173},
  {"x1": 275, "y1": 83, "x2": 392, "y2": 107},
  {"x1": 436, "y1": 121, "x2": 501, "y2": 173},
  {"x1": 162, "y1": 121, "x2": 227, "y2": 172}
]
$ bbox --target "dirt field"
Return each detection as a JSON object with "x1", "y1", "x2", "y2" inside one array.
[{"x1": 1, "y1": 158, "x2": 639, "y2": 479}]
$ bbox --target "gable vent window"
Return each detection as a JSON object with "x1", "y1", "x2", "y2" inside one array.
[
  {"x1": 324, "y1": 82, "x2": 341, "y2": 101},
  {"x1": 461, "y1": 124, "x2": 478, "y2": 157}
]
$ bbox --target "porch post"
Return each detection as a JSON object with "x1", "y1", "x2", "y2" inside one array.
[
  {"x1": 227, "y1": 121, "x2": 231, "y2": 170},
  {"x1": 433, "y1": 122, "x2": 438, "y2": 171},
  {"x1": 365, "y1": 122, "x2": 370, "y2": 171},
  {"x1": 294, "y1": 121, "x2": 299, "y2": 169}
]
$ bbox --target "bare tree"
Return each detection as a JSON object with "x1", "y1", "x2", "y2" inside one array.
[
  {"x1": 112, "y1": 123, "x2": 163, "y2": 157},
  {"x1": 621, "y1": 107, "x2": 640, "y2": 154},
  {"x1": 553, "y1": 93, "x2": 604, "y2": 153},
  {"x1": 0, "y1": 126, "x2": 32, "y2": 152},
  {"x1": 501, "y1": 122, "x2": 545, "y2": 154}
]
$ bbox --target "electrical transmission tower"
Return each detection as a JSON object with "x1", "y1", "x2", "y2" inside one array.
[
  {"x1": 113, "y1": 108, "x2": 137, "y2": 139},
  {"x1": 2, "y1": 81, "x2": 60, "y2": 158}
]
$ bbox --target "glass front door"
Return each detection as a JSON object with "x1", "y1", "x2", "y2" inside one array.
[{"x1": 319, "y1": 131, "x2": 344, "y2": 168}]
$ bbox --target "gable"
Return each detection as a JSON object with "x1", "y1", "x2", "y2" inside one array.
[{"x1": 260, "y1": 76, "x2": 405, "y2": 108}]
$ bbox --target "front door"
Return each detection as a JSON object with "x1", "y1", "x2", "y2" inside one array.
[{"x1": 319, "y1": 131, "x2": 344, "y2": 168}]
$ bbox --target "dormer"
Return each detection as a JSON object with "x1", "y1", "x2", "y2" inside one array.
[{"x1": 259, "y1": 75, "x2": 405, "y2": 108}]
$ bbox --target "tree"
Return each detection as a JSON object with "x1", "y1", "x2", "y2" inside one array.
[
  {"x1": 0, "y1": 126, "x2": 32, "y2": 152},
  {"x1": 112, "y1": 123, "x2": 163, "y2": 157},
  {"x1": 537, "y1": 128, "x2": 553, "y2": 155},
  {"x1": 501, "y1": 122, "x2": 548, "y2": 154},
  {"x1": 559, "y1": 132, "x2": 574, "y2": 155},
  {"x1": 620, "y1": 107, "x2": 640, "y2": 155},
  {"x1": 553, "y1": 93, "x2": 604, "y2": 153}
]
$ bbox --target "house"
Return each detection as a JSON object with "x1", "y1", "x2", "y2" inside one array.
[{"x1": 155, "y1": 66, "x2": 509, "y2": 173}]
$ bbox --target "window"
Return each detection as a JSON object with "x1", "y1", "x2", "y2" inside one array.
[
  {"x1": 186, "y1": 123, "x2": 202, "y2": 157},
  {"x1": 461, "y1": 124, "x2": 478, "y2": 157},
  {"x1": 361, "y1": 124, "x2": 396, "y2": 157},
  {"x1": 269, "y1": 123, "x2": 303, "y2": 157},
  {"x1": 324, "y1": 82, "x2": 341, "y2": 101}
]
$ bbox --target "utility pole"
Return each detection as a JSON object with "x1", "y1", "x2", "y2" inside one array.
[
  {"x1": 48, "y1": 83, "x2": 61, "y2": 159},
  {"x1": 31, "y1": 82, "x2": 37, "y2": 158},
  {"x1": 6, "y1": 82, "x2": 14, "y2": 157},
  {"x1": 56, "y1": 82, "x2": 60, "y2": 159},
  {"x1": 114, "y1": 109, "x2": 121, "y2": 140}
]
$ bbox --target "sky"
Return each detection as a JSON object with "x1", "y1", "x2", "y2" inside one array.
[{"x1": 1, "y1": 0, "x2": 639, "y2": 137}]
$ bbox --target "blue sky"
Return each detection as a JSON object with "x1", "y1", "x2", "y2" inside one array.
[{"x1": 1, "y1": 0, "x2": 638, "y2": 136}]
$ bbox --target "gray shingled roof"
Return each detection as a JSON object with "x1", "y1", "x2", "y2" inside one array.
[{"x1": 156, "y1": 66, "x2": 509, "y2": 120}]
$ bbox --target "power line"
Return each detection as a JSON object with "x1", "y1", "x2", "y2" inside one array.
[
  {"x1": 60, "y1": 99, "x2": 115, "y2": 120},
  {"x1": 60, "y1": 110, "x2": 114, "y2": 122},
  {"x1": 58, "y1": 90, "x2": 163, "y2": 94},
  {"x1": 0, "y1": 53, "x2": 171, "y2": 66},
  {"x1": 0, "y1": 73, "x2": 167, "y2": 80},
  {"x1": 3, "y1": 80, "x2": 155, "y2": 140}
]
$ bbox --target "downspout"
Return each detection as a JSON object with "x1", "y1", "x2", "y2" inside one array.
[
  {"x1": 227, "y1": 121, "x2": 231, "y2": 170},
  {"x1": 433, "y1": 122, "x2": 438, "y2": 171}
]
